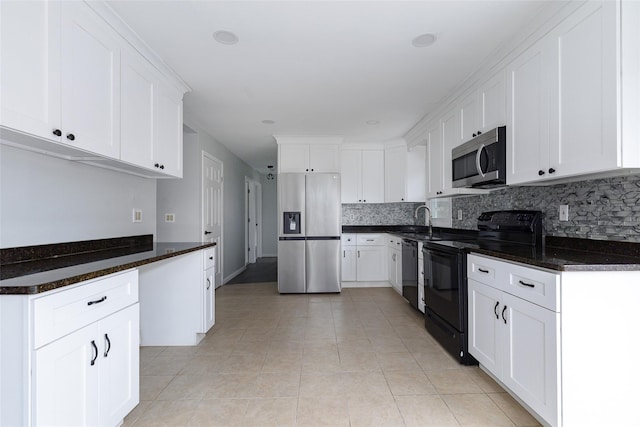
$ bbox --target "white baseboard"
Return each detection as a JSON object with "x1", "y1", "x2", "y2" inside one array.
[
  {"x1": 223, "y1": 266, "x2": 246, "y2": 284},
  {"x1": 341, "y1": 281, "x2": 391, "y2": 288}
]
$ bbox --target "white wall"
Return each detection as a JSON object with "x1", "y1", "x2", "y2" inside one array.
[
  {"x1": 260, "y1": 173, "x2": 277, "y2": 257},
  {"x1": 0, "y1": 144, "x2": 156, "y2": 248},
  {"x1": 157, "y1": 119, "x2": 261, "y2": 282}
]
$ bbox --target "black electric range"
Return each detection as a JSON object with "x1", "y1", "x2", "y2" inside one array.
[{"x1": 422, "y1": 210, "x2": 543, "y2": 365}]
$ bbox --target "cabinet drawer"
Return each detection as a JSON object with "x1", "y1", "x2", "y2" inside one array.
[
  {"x1": 356, "y1": 234, "x2": 385, "y2": 245},
  {"x1": 468, "y1": 254, "x2": 559, "y2": 311},
  {"x1": 32, "y1": 270, "x2": 139, "y2": 348},
  {"x1": 341, "y1": 233, "x2": 356, "y2": 246},
  {"x1": 204, "y1": 247, "x2": 215, "y2": 270},
  {"x1": 505, "y1": 263, "x2": 559, "y2": 312},
  {"x1": 467, "y1": 254, "x2": 498, "y2": 285}
]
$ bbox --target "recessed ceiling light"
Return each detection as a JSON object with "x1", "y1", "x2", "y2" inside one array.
[
  {"x1": 261, "y1": 119, "x2": 275, "y2": 125},
  {"x1": 213, "y1": 30, "x2": 239, "y2": 45},
  {"x1": 366, "y1": 120, "x2": 380, "y2": 125},
  {"x1": 412, "y1": 33, "x2": 437, "y2": 48}
]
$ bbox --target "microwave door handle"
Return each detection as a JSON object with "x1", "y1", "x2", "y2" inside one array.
[{"x1": 475, "y1": 144, "x2": 486, "y2": 177}]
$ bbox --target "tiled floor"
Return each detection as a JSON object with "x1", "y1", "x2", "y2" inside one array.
[{"x1": 125, "y1": 283, "x2": 541, "y2": 426}]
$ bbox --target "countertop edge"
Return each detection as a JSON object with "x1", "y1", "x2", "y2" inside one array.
[{"x1": 0, "y1": 242, "x2": 216, "y2": 295}]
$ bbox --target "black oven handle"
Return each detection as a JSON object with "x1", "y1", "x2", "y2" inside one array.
[{"x1": 476, "y1": 144, "x2": 486, "y2": 177}]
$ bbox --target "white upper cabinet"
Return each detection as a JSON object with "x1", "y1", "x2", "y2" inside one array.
[
  {"x1": 459, "y1": 91, "x2": 479, "y2": 144},
  {"x1": 508, "y1": 1, "x2": 639, "y2": 185},
  {"x1": 425, "y1": 119, "x2": 445, "y2": 198},
  {"x1": 0, "y1": 1, "x2": 187, "y2": 178},
  {"x1": 60, "y1": 1, "x2": 121, "y2": 158},
  {"x1": 459, "y1": 69, "x2": 506, "y2": 144},
  {"x1": 277, "y1": 143, "x2": 340, "y2": 173},
  {"x1": 385, "y1": 143, "x2": 426, "y2": 202},
  {"x1": 340, "y1": 149, "x2": 384, "y2": 203},
  {"x1": 0, "y1": 1, "x2": 61, "y2": 142}
]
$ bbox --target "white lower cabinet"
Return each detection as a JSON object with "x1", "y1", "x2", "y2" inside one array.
[
  {"x1": 0, "y1": 270, "x2": 139, "y2": 427},
  {"x1": 387, "y1": 235, "x2": 402, "y2": 294},
  {"x1": 418, "y1": 242, "x2": 425, "y2": 313},
  {"x1": 341, "y1": 233, "x2": 387, "y2": 283},
  {"x1": 203, "y1": 247, "x2": 216, "y2": 333},
  {"x1": 468, "y1": 254, "x2": 560, "y2": 426},
  {"x1": 34, "y1": 304, "x2": 139, "y2": 427}
]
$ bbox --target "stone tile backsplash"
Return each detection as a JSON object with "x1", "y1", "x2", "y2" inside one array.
[
  {"x1": 452, "y1": 174, "x2": 640, "y2": 242},
  {"x1": 342, "y1": 203, "x2": 426, "y2": 226}
]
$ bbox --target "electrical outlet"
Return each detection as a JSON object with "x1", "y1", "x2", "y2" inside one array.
[
  {"x1": 165, "y1": 213, "x2": 175, "y2": 223},
  {"x1": 559, "y1": 205, "x2": 569, "y2": 222},
  {"x1": 132, "y1": 208, "x2": 142, "y2": 223},
  {"x1": 457, "y1": 210, "x2": 463, "y2": 221}
]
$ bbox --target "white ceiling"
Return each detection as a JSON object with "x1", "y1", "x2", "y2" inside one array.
[{"x1": 107, "y1": 0, "x2": 549, "y2": 172}]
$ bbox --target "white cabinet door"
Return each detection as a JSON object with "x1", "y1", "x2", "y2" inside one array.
[
  {"x1": 120, "y1": 50, "x2": 155, "y2": 170},
  {"x1": 548, "y1": 1, "x2": 617, "y2": 179},
  {"x1": 468, "y1": 279, "x2": 502, "y2": 376},
  {"x1": 459, "y1": 91, "x2": 479, "y2": 143},
  {"x1": 309, "y1": 145, "x2": 340, "y2": 173},
  {"x1": 60, "y1": 1, "x2": 120, "y2": 158},
  {"x1": 34, "y1": 323, "x2": 100, "y2": 427},
  {"x1": 387, "y1": 248, "x2": 398, "y2": 290},
  {"x1": 506, "y1": 38, "x2": 551, "y2": 185},
  {"x1": 426, "y1": 120, "x2": 444, "y2": 197},
  {"x1": 279, "y1": 145, "x2": 310, "y2": 173},
  {"x1": 0, "y1": 1, "x2": 61, "y2": 142},
  {"x1": 342, "y1": 246, "x2": 357, "y2": 281},
  {"x1": 361, "y1": 150, "x2": 384, "y2": 203},
  {"x1": 384, "y1": 146, "x2": 406, "y2": 202},
  {"x1": 440, "y1": 108, "x2": 458, "y2": 193},
  {"x1": 154, "y1": 84, "x2": 183, "y2": 177},
  {"x1": 99, "y1": 304, "x2": 140, "y2": 427},
  {"x1": 502, "y1": 292, "x2": 559, "y2": 425},
  {"x1": 203, "y1": 268, "x2": 215, "y2": 332},
  {"x1": 417, "y1": 257, "x2": 425, "y2": 313},
  {"x1": 405, "y1": 146, "x2": 426, "y2": 202},
  {"x1": 340, "y1": 150, "x2": 362, "y2": 203},
  {"x1": 356, "y1": 246, "x2": 386, "y2": 281},
  {"x1": 479, "y1": 69, "x2": 506, "y2": 132}
]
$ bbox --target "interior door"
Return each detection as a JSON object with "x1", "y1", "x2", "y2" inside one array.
[{"x1": 202, "y1": 153, "x2": 223, "y2": 288}]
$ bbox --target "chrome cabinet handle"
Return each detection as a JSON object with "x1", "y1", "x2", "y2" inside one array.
[{"x1": 475, "y1": 143, "x2": 486, "y2": 177}]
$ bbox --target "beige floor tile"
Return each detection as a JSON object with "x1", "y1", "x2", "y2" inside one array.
[
  {"x1": 221, "y1": 351, "x2": 266, "y2": 373},
  {"x1": 297, "y1": 397, "x2": 350, "y2": 426},
  {"x1": 156, "y1": 375, "x2": 211, "y2": 400},
  {"x1": 122, "y1": 401, "x2": 151, "y2": 426},
  {"x1": 159, "y1": 346, "x2": 199, "y2": 359},
  {"x1": 187, "y1": 398, "x2": 248, "y2": 426},
  {"x1": 242, "y1": 397, "x2": 297, "y2": 427},
  {"x1": 338, "y1": 350, "x2": 381, "y2": 372},
  {"x1": 255, "y1": 371, "x2": 301, "y2": 397},
  {"x1": 443, "y1": 393, "x2": 516, "y2": 427},
  {"x1": 347, "y1": 394, "x2": 405, "y2": 427},
  {"x1": 299, "y1": 372, "x2": 345, "y2": 397},
  {"x1": 337, "y1": 338, "x2": 373, "y2": 353},
  {"x1": 414, "y1": 351, "x2": 461, "y2": 372},
  {"x1": 140, "y1": 356, "x2": 189, "y2": 376},
  {"x1": 262, "y1": 351, "x2": 304, "y2": 372},
  {"x1": 427, "y1": 370, "x2": 484, "y2": 394},
  {"x1": 206, "y1": 373, "x2": 259, "y2": 398},
  {"x1": 133, "y1": 399, "x2": 200, "y2": 426},
  {"x1": 465, "y1": 367, "x2": 506, "y2": 393},
  {"x1": 268, "y1": 339, "x2": 305, "y2": 353},
  {"x1": 376, "y1": 351, "x2": 420, "y2": 371},
  {"x1": 488, "y1": 393, "x2": 542, "y2": 427},
  {"x1": 139, "y1": 375, "x2": 173, "y2": 401},
  {"x1": 302, "y1": 350, "x2": 341, "y2": 373},
  {"x1": 178, "y1": 355, "x2": 231, "y2": 375},
  {"x1": 395, "y1": 395, "x2": 461, "y2": 427},
  {"x1": 341, "y1": 371, "x2": 393, "y2": 397},
  {"x1": 384, "y1": 370, "x2": 437, "y2": 396}
]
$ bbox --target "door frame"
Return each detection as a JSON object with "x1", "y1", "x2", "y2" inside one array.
[
  {"x1": 202, "y1": 151, "x2": 224, "y2": 288},
  {"x1": 244, "y1": 177, "x2": 262, "y2": 265}
]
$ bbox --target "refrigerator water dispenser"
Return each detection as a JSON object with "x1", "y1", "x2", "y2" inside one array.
[{"x1": 283, "y1": 212, "x2": 301, "y2": 234}]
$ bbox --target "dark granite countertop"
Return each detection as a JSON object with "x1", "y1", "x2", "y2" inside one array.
[
  {"x1": 0, "y1": 235, "x2": 215, "y2": 295},
  {"x1": 342, "y1": 226, "x2": 640, "y2": 272}
]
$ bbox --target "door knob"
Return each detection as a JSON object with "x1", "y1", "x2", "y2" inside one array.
[
  {"x1": 52, "y1": 129, "x2": 62, "y2": 136},
  {"x1": 66, "y1": 133, "x2": 75, "y2": 141}
]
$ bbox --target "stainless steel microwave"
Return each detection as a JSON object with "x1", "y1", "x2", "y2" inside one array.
[{"x1": 452, "y1": 126, "x2": 506, "y2": 188}]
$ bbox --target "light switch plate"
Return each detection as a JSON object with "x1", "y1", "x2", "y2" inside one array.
[
  {"x1": 132, "y1": 208, "x2": 142, "y2": 223},
  {"x1": 559, "y1": 205, "x2": 569, "y2": 221}
]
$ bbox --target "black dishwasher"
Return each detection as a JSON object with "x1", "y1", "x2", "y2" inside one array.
[{"x1": 401, "y1": 239, "x2": 418, "y2": 310}]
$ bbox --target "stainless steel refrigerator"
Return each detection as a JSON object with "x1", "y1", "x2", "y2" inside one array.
[{"x1": 278, "y1": 173, "x2": 341, "y2": 293}]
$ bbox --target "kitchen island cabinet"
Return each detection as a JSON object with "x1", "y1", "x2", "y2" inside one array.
[
  {"x1": 468, "y1": 252, "x2": 640, "y2": 427},
  {"x1": 0, "y1": 270, "x2": 139, "y2": 427}
]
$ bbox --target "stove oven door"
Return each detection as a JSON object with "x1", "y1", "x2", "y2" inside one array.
[{"x1": 423, "y1": 244, "x2": 464, "y2": 332}]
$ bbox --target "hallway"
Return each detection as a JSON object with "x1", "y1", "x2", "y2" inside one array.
[{"x1": 227, "y1": 257, "x2": 278, "y2": 284}]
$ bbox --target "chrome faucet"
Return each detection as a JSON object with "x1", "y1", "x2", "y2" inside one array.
[{"x1": 414, "y1": 204, "x2": 433, "y2": 240}]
